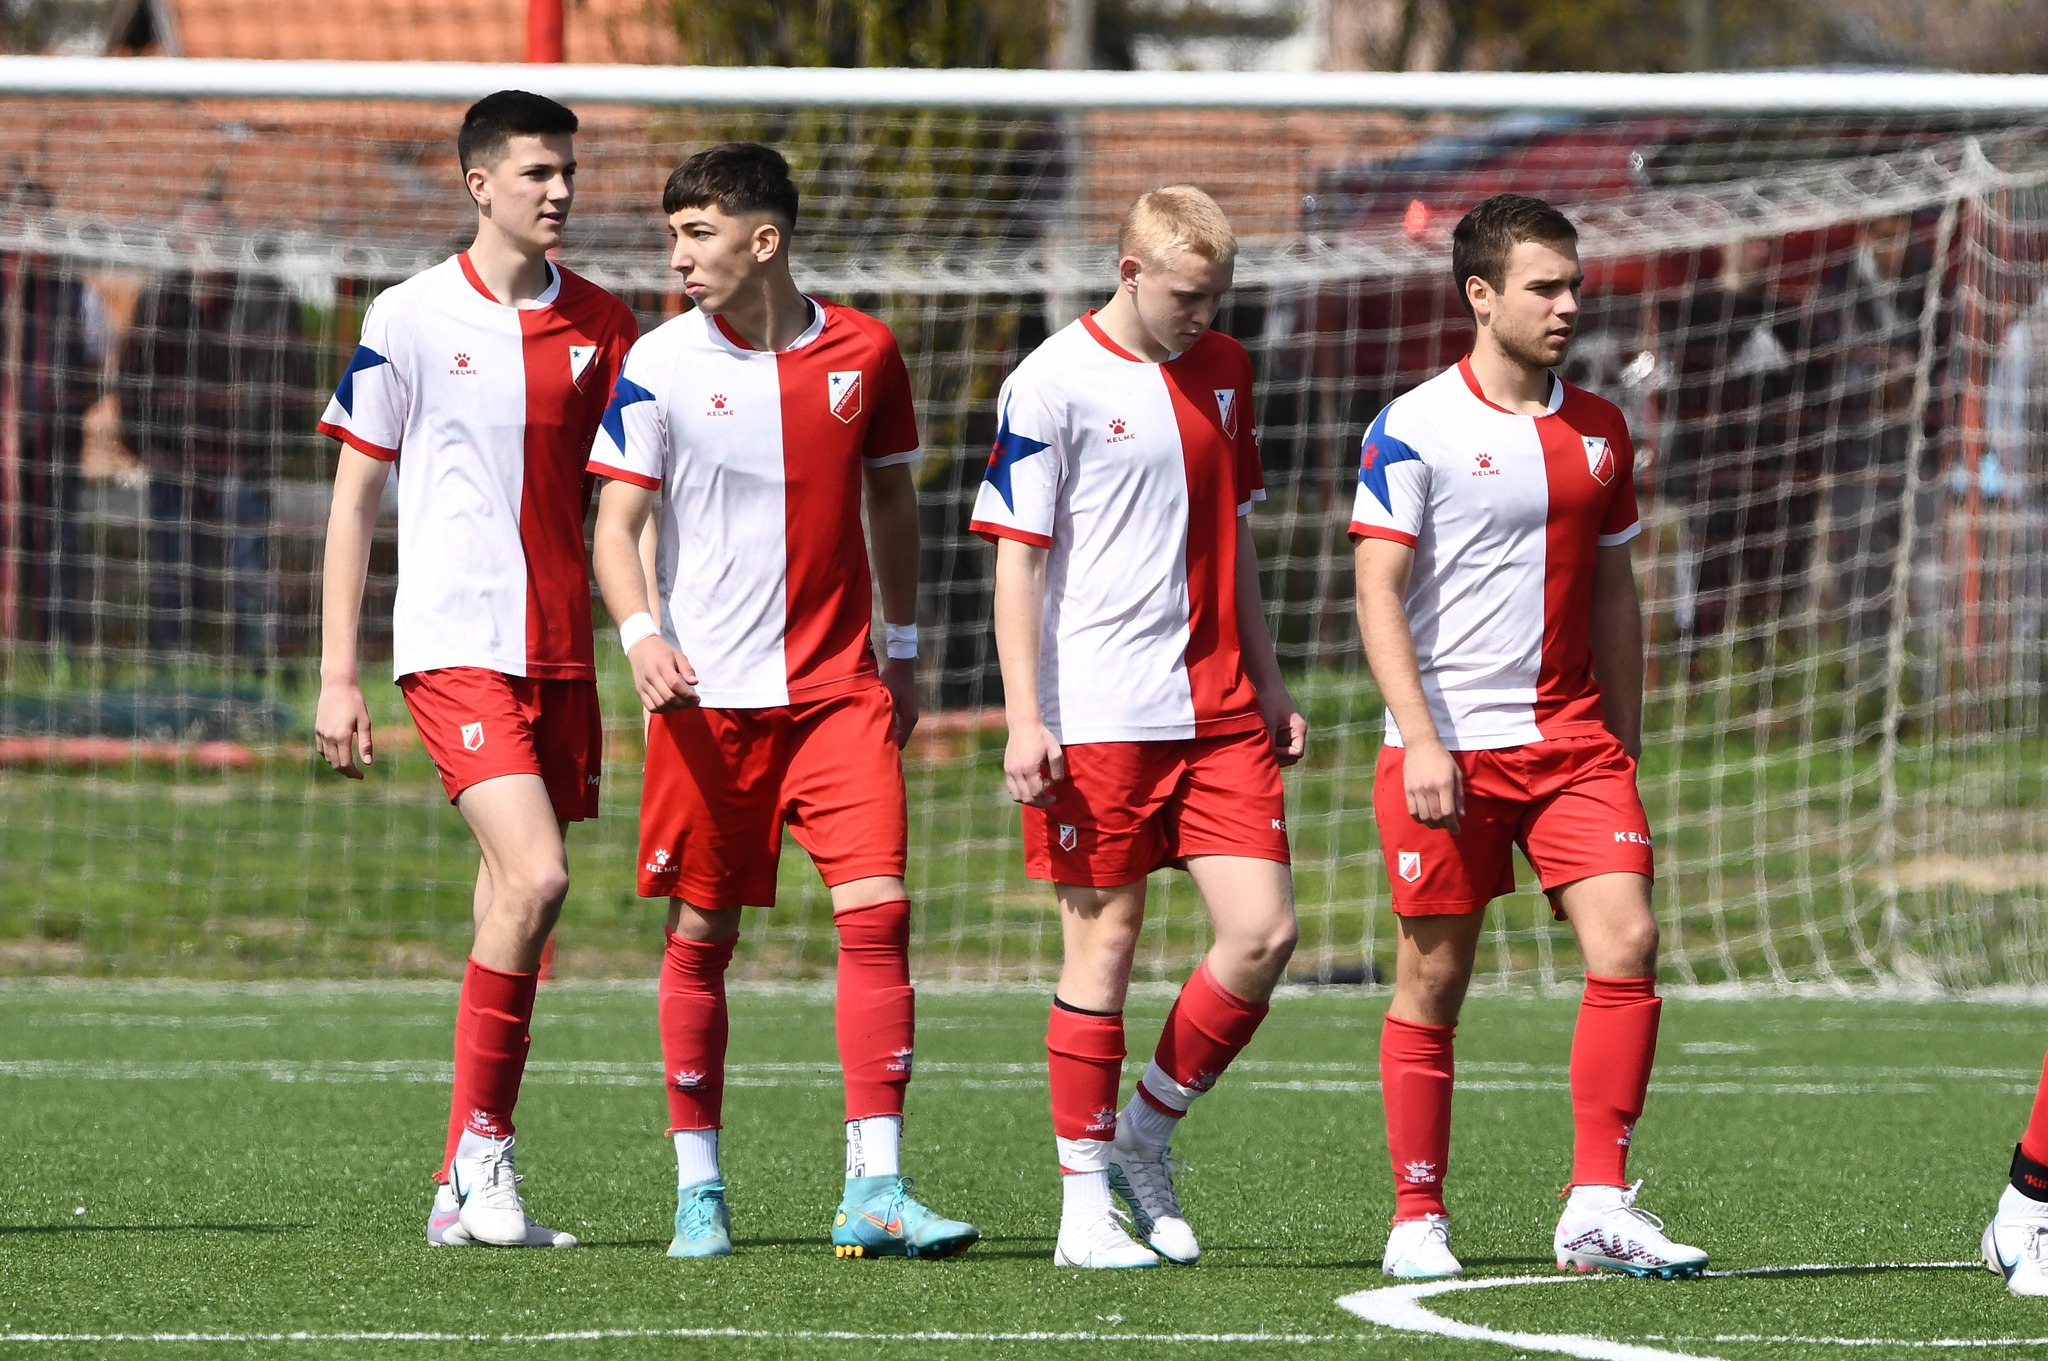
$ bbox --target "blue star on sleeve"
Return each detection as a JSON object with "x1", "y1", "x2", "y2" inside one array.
[
  {"x1": 600, "y1": 375, "x2": 657, "y2": 453},
  {"x1": 1357, "y1": 410, "x2": 1422, "y2": 514},
  {"x1": 983, "y1": 408, "x2": 1050, "y2": 512},
  {"x1": 332, "y1": 343, "x2": 390, "y2": 417}
]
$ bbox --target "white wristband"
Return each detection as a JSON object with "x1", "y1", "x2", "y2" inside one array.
[
  {"x1": 884, "y1": 623, "x2": 919, "y2": 660},
  {"x1": 619, "y1": 611, "x2": 660, "y2": 655}
]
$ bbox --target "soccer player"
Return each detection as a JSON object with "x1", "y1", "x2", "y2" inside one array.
[
  {"x1": 1985, "y1": 1072, "x2": 2048, "y2": 1294},
  {"x1": 313, "y1": 91, "x2": 637, "y2": 1249},
  {"x1": 1350, "y1": 193, "x2": 1706, "y2": 1281},
  {"x1": 586, "y1": 143, "x2": 977, "y2": 1262},
  {"x1": 975, "y1": 185, "x2": 1305, "y2": 1270}
]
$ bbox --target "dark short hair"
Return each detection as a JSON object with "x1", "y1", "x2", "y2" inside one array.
[
  {"x1": 458, "y1": 91, "x2": 578, "y2": 173},
  {"x1": 662, "y1": 142, "x2": 800, "y2": 228},
  {"x1": 1450, "y1": 193, "x2": 1579, "y2": 317}
]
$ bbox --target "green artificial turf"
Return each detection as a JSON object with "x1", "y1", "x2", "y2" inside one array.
[{"x1": 2, "y1": 984, "x2": 2044, "y2": 1358}]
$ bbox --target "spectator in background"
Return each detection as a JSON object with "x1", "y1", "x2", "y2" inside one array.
[
  {"x1": 1983, "y1": 285, "x2": 2048, "y2": 656},
  {"x1": 1804, "y1": 212, "x2": 1953, "y2": 671},
  {"x1": 120, "y1": 264, "x2": 314, "y2": 667},
  {"x1": 0, "y1": 180, "x2": 100, "y2": 644},
  {"x1": 1657, "y1": 236, "x2": 1813, "y2": 673}
]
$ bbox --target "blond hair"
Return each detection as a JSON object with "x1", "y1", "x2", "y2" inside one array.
[{"x1": 1117, "y1": 184, "x2": 1236, "y2": 271}]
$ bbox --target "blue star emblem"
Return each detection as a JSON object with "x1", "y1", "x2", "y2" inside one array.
[
  {"x1": 1357, "y1": 410, "x2": 1421, "y2": 513},
  {"x1": 600, "y1": 375, "x2": 657, "y2": 452},
  {"x1": 332, "y1": 343, "x2": 390, "y2": 417},
  {"x1": 983, "y1": 409, "x2": 1049, "y2": 512}
]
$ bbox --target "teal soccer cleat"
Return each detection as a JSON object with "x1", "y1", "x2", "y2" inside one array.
[
  {"x1": 831, "y1": 1175, "x2": 980, "y2": 1259},
  {"x1": 668, "y1": 1178, "x2": 733, "y2": 1258}
]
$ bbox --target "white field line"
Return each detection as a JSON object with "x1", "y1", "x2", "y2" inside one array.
[
  {"x1": 0, "y1": 1058, "x2": 2028, "y2": 1097},
  {"x1": 0, "y1": 1328, "x2": 1373, "y2": 1346},
  {"x1": 1335, "y1": 1261, "x2": 1980, "y2": 1361}
]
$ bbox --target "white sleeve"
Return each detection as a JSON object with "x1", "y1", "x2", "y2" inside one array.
[{"x1": 586, "y1": 337, "x2": 666, "y2": 489}]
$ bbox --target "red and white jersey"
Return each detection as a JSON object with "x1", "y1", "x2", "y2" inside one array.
[
  {"x1": 969, "y1": 314, "x2": 1266, "y2": 745},
  {"x1": 317, "y1": 254, "x2": 636, "y2": 681},
  {"x1": 586, "y1": 300, "x2": 919, "y2": 709},
  {"x1": 1348, "y1": 357, "x2": 1641, "y2": 751}
]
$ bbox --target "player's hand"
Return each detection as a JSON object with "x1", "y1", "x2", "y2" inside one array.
[
  {"x1": 880, "y1": 656, "x2": 919, "y2": 749},
  {"x1": 1404, "y1": 739, "x2": 1464, "y2": 835},
  {"x1": 629, "y1": 637, "x2": 700, "y2": 713},
  {"x1": 1263, "y1": 692, "x2": 1308, "y2": 768},
  {"x1": 313, "y1": 676, "x2": 374, "y2": 780},
  {"x1": 1003, "y1": 720, "x2": 1066, "y2": 808}
]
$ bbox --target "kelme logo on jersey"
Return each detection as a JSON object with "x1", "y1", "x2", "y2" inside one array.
[
  {"x1": 1398, "y1": 850, "x2": 1422, "y2": 882},
  {"x1": 1106, "y1": 418, "x2": 1134, "y2": 444},
  {"x1": 461, "y1": 721, "x2": 484, "y2": 752},
  {"x1": 828, "y1": 370, "x2": 863, "y2": 423},
  {"x1": 450, "y1": 352, "x2": 473, "y2": 375},
  {"x1": 1584, "y1": 435, "x2": 1615, "y2": 485},
  {"x1": 1473, "y1": 451, "x2": 1501, "y2": 477},
  {"x1": 569, "y1": 344, "x2": 597, "y2": 389},
  {"x1": 1215, "y1": 387, "x2": 1238, "y2": 437}
]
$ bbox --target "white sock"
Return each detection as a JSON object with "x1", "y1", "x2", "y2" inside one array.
[
  {"x1": 1060, "y1": 1169, "x2": 1114, "y2": 1223},
  {"x1": 674, "y1": 1128, "x2": 720, "y2": 1186},
  {"x1": 845, "y1": 1115, "x2": 902, "y2": 1179},
  {"x1": 1118, "y1": 1093, "x2": 1180, "y2": 1151}
]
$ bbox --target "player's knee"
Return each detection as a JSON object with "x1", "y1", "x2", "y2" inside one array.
[{"x1": 506, "y1": 857, "x2": 570, "y2": 912}]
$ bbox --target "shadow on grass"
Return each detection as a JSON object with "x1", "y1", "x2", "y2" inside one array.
[{"x1": 0, "y1": 1222, "x2": 310, "y2": 1236}]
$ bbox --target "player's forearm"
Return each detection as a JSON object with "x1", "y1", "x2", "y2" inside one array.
[
  {"x1": 318, "y1": 458, "x2": 387, "y2": 683},
  {"x1": 592, "y1": 490, "x2": 656, "y2": 629},
  {"x1": 1590, "y1": 550, "x2": 1645, "y2": 756},
  {"x1": 864, "y1": 465, "x2": 920, "y2": 627},
  {"x1": 1354, "y1": 547, "x2": 1444, "y2": 752},
  {"x1": 1234, "y1": 530, "x2": 1289, "y2": 699},
  {"x1": 992, "y1": 539, "x2": 1049, "y2": 726}
]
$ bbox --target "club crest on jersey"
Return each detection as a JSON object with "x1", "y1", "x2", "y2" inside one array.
[
  {"x1": 1215, "y1": 387, "x2": 1238, "y2": 437},
  {"x1": 1584, "y1": 435, "x2": 1615, "y2": 486},
  {"x1": 569, "y1": 344, "x2": 598, "y2": 389},
  {"x1": 828, "y1": 370, "x2": 863, "y2": 423},
  {"x1": 1058, "y1": 823, "x2": 1078, "y2": 852},
  {"x1": 461, "y1": 722, "x2": 485, "y2": 753},
  {"x1": 1398, "y1": 850, "x2": 1422, "y2": 882}
]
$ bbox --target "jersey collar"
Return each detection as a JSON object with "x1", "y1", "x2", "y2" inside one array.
[
  {"x1": 1079, "y1": 310, "x2": 1185, "y2": 365},
  {"x1": 457, "y1": 252, "x2": 562, "y2": 309},
  {"x1": 1457, "y1": 354, "x2": 1563, "y2": 415},
  {"x1": 708, "y1": 296, "x2": 826, "y2": 354}
]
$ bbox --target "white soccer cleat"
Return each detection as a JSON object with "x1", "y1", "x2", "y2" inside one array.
[
  {"x1": 1984, "y1": 1184, "x2": 2048, "y2": 1296},
  {"x1": 1553, "y1": 1181, "x2": 1707, "y2": 1279},
  {"x1": 427, "y1": 1182, "x2": 473, "y2": 1246},
  {"x1": 1382, "y1": 1214, "x2": 1462, "y2": 1279},
  {"x1": 1108, "y1": 1136, "x2": 1200, "y2": 1264},
  {"x1": 450, "y1": 1136, "x2": 578, "y2": 1248},
  {"x1": 1054, "y1": 1205, "x2": 1161, "y2": 1269}
]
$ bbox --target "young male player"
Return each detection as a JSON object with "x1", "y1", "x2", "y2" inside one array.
[
  {"x1": 976, "y1": 185, "x2": 1305, "y2": 1270},
  {"x1": 1350, "y1": 193, "x2": 1706, "y2": 1281},
  {"x1": 1985, "y1": 1067, "x2": 2048, "y2": 1293},
  {"x1": 587, "y1": 142, "x2": 977, "y2": 1262},
  {"x1": 314, "y1": 91, "x2": 636, "y2": 1249}
]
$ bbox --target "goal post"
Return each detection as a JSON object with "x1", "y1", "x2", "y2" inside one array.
[{"x1": 2, "y1": 59, "x2": 2046, "y2": 990}]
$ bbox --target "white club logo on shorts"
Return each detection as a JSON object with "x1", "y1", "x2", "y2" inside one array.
[
  {"x1": 1398, "y1": 850, "x2": 1422, "y2": 883},
  {"x1": 1058, "y1": 823, "x2": 1078, "y2": 852},
  {"x1": 828, "y1": 370, "x2": 863, "y2": 423},
  {"x1": 460, "y1": 721, "x2": 485, "y2": 752},
  {"x1": 1583, "y1": 435, "x2": 1615, "y2": 486}
]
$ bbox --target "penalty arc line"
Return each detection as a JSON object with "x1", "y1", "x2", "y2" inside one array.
[{"x1": 1335, "y1": 1261, "x2": 1983, "y2": 1361}]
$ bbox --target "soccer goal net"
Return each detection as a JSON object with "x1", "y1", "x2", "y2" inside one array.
[{"x1": 2, "y1": 60, "x2": 2046, "y2": 990}]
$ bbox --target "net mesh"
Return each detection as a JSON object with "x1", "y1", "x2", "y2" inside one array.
[{"x1": 3, "y1": 88, "x2": 2047, "y2": 989}]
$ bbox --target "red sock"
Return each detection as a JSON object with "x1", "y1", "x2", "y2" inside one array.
[
  {"x1": 659, "y1": 931, "x2": 736, "y2": 1133},
  {"x1": 1381, "y1": 1014, "x2": 1454, "y2": 1219},
  {"x1": 1137, "y1": 960, "x2": 1268, "y2": 1118},
  {"x1": 1046, "y1": 1001, "x2": 1125, "y2": 1171},
  {"x1": 835, "y1": 900, "x2": 915, "y2": 1121},
  {"x1": 436, "y1": 980, "x2": 480, "y2": 1180},
  {"x1": 1570, "y1": 974, "x2": 1661, "y2": 1188},
  {"x1": 449, "y1": 958, "x2": 539, "y2": 1150},
  {"x1": 2021, "y1": 1049, "x2": 2048, "y2": 1167}
]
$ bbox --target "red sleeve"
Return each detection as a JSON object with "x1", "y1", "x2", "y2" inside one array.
[
  {"x1": 863, "y1": 329, "x2": 921, "y2": 462},
  {"x1": 1236, "y1": 350, "x2": 1264, "y2": 509},
  {"x1": 1598, "y1": 419, "x2": 1640, "y2": 538}
]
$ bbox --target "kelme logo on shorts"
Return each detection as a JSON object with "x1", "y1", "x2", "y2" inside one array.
[
  {"x1": 461, "y1": 722, "x2": 484, "y2": 752},
  {"x1": 1398, "y1": 850, "x2": 1422, "y2": 882},
  {"x1": 1058, "y1": 824, "x2": 1078, "y2": 852}
]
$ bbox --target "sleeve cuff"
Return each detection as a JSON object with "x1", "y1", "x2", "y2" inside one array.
[
  {"x1": 863, "y1": 446, "x2": 922, "y2": 469},
  {"x1": 1596, "y1": 522, "x2": 1643, "y2": 548},
  {"x1": 586, "y1": 460, "x2": 661, "y2": 490},
  {"x1": 1349, "y1": 523, "x2": 1419, "y2": 547},
  {"x1": 970, "y1": 519, "x2": 1054, "y2": 548},
  {"x1": 318, "y1": 421, "x2": 398, "y2": 462}
]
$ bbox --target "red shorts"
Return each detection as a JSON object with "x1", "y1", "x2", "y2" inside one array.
[
  {"x1": 1023, "y1": 726, "x2": 1291, "y2": 886},
  {"x1": 638, "y1": 685, "x2": 907, "y2": 908},
  {"x1": 1373, "y1": 731, "x2": 1653, "y2": 917},
  {"x1": 399, "y1": 667, "x2": 602, "y2": 823}
]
